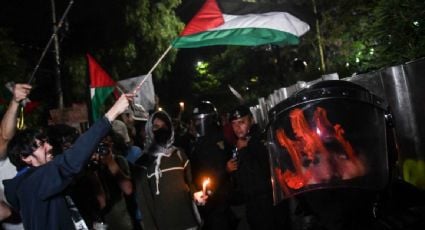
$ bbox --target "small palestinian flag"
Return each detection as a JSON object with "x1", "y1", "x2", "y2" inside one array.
[
  {"x1": 172, "y1": 0, "x2": 311, "y2": 48},
  {"x1": 87, "y1": 54, "x2": 116, "y2": 121}
]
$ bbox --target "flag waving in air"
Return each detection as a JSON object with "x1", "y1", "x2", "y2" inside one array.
[
  {"x1": 87, "y1": 54, "x2": 116, "y2": 121},
  {"x1": 118, "y1": 74, "x2": 156, "y2": 121},
  {"x1": 172, "y1": 0, "x2": 311, "y2": 48}
]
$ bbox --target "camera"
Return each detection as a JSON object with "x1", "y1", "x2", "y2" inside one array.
[
  {"x1": 95, "y1": 142, "x2": 109, "y2": 156},
  {"x1": 232, "y1": 147, "x2": 239, "y2": 161}
]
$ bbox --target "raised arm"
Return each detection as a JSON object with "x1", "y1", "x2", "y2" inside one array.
[
  {"x1": 58, "y1": 94, "x2": 133, "y2": 174},
  {"x1": 0, "y1": 83, "x2": 31, "y2": 159}
]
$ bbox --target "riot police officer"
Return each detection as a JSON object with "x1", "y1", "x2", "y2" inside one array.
[{"x1": 189, "y1": 101, "x2": 235, "y2": 230}]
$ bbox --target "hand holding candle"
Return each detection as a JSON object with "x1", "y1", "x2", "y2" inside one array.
[{"x1": 194, "y1": 178, "x2": 210, "y2": 206}]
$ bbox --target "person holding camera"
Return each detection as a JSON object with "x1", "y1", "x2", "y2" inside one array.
[
  {"x1": 89, "y1": 132, "x2": 134, "y2": 230},
  {"x1": 3, "y1": 94, "x2": 132, "y2": 230}
]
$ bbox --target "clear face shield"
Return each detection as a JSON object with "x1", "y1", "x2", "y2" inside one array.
[
  {"x1": 267, "y1": 81, "x2": 391, "y2": 204},
  {"x1": 193, "y1": 114, "x2": 215, "y2": 137}
]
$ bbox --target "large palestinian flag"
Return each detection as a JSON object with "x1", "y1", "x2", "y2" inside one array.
[
  {"x1": 172, "y1": 0, "x2": 311, "y2": 48},
  {"x1": 87, "y1": 54, "x2": 116, "y2": 121}
]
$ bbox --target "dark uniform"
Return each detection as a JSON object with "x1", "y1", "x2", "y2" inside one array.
[
  {"x1": 229, "y1": 105, "x2": 290, "y2": 230},
  {"x1": 189, "y1": 101, "x2": 235, "y2": 230},
  {"x1": 232, "y1": 125, "x2": 277, "y2": 230}
]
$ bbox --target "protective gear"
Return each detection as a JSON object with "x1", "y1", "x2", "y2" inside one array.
[
  {"x1": 229, "y1": 105, "x2": 251, "y2": 121},
  {"x1": 267, "y1": 80, "x2": 391, "y2": 202},
  {"x1": 191, "y1": 101, "x2": 219, "y2": 137}
]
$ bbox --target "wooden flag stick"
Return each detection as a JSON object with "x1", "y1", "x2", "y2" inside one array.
[{"x1": 132, "y1": 45, "x2": 173, "y2": 94}]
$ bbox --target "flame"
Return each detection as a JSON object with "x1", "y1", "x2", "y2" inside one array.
[
  {"x1": 275, "y1": 107, "x2": 366, "y2": 191},
  {"x1": 202, "y1": 178, "x2": 210, "y2": 195}
]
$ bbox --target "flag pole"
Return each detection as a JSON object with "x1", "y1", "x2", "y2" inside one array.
[
  {"x1": 85, "y1": 57, "x2": 94, "y2": 126},
  {"x1": 27, "y1": 0, "x2": 74, "y2": 84},
  {"x1": 132, "y1": 45, "x2": 173, "y2": 94},
  {"x1": 311, "y1": 0, "x2": 326, "y2": 73}
]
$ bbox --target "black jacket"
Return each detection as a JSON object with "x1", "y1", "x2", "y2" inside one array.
[{"x1": 233, "y1": 125, "x2": 272, "y2": 201}]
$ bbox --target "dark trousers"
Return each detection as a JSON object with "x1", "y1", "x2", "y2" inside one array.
[{"x1": 246, "y1": 194, "x2": 291, "y2": 230}]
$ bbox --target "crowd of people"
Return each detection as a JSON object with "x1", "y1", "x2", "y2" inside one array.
[
  {"x1": 2, "y1": 81, "x2": 425, "y2": 230},
  {"x1": 0, "y1": 83, "x2": 288, "y2": 230}
]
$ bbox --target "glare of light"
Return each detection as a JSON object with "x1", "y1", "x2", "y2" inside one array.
[
  {"x1": 346, "y1": 62, "x2": 350, "y2": 67},
  {"x1": 179, "y1": 102, "x2": 184, "y2": 111},
  {"x1": 250, "y1": 76, "x2": 258, "y2": 83},
  {"x1": 316, "y1": 127, "x2": 321, "y2": 135},
  {"x1": 369, "y1": 48, "x2": 374, "y2": 55},
  {"x1": 158, "y1": 107, "x2": 163, "y2": 111},
  {"x1": 355, "y1": 57, "x2": 360, "y2": 63},
  {"x1": 413, "y1": 21, "x2": 419, "y2": 27}
]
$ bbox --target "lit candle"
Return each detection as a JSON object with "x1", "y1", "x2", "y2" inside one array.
[
  {"x1": 179, "y1": 102, "x2": 185, "y2": 111},
  {"x1": 202, "y1": 178, "x2": 210, "y2": 196}
]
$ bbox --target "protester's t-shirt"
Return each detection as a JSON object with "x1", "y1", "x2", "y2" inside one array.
[
  {"x1": 1, "y1": 157, "x2": 24, "y2": 230},
  {"x1": 0, "y1": 157, "x2": 17, "y2": 204}
]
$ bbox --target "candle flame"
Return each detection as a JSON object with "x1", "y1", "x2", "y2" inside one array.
[{"x1": 203, "y1": 178, "x2": 210, "y2": 187}]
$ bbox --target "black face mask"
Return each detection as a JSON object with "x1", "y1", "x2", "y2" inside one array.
[{"x1": 153, "y1": 128, "x2": 171, "y2": 146}]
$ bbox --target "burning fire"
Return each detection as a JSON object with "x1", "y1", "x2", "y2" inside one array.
[{"x1": 275, "y1": 107, "x2": 366, "y2": 191}]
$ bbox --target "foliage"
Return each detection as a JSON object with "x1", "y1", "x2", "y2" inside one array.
[
  {"x1": 191, "y1": 0, "x2": 425, "y2": 108},
  {"x1": 1, "y1": 0, "x2": 425, "y2": 115},
  {"x1": 313, "y1": 0, "x2": 425, "y2": 74},
  {"x1": 0, "y1": 29, "x2": 28, "y2": 85},
  {"x1": 63, "y1": 0, "x2": 184, "y2": 101}
]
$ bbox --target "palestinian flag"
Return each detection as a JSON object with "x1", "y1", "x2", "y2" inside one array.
[
  {"x1": 172, "y1": 0, "x2": 311, "y2": 48},
  {"x1": 87, "y1": 54, "x2": 116, "y2": 121}
]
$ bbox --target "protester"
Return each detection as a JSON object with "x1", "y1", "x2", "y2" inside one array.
[
  {"x1": 133, "y1": 110, "x2": 206, "y2": 230},
  {"x1": 3, "y1": 93, "x2": 132, "y2": 230},
  {"x1": 0, "y1": 83, "x2": 31, "y2": 230},
  {"x1": 72, "y1": 130, "x2": 135, "y2": 230}
]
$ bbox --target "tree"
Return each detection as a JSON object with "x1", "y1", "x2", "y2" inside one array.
[
  {"x1": 0, "y1": 29, "x2": 28, "y2": 85},
  {"x1": 0, "y1": 0, "x2": 184, "y2": 124},
  {"x1": 185, "y1": 0, "x2": 425, "y2": 110},
  {"x1": 311, "y1": 0, "x2": 425, "y2": 74},
  {"x1": 63, "y1": 0, "x2": 184, "y2": 102}
]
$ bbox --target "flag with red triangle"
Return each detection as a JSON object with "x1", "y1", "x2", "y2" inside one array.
[
  {"x1": 87, "y1": 54, "x2": 116, "y2": 121},
  {"x1": 172, "y1": 0, "x2": 311, "y2": 48}
]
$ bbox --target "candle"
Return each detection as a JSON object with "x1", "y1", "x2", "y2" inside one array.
[
  {"x1": 179, "y1": 102, "x2": 185, "y2": 111},
  {"x1": 202, "y1": 178, "x2": 210, "y2": 196}
]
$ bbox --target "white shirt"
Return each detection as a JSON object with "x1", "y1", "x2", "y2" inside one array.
[{"x1": 0, "y1": 157, "x2": 24, "y2": 230}]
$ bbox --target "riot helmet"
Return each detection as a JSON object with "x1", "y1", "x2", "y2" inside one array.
[
  {"x1": 191, "y1": 101, "x2": 219, "y2": 137},
  {"x1": 267, "y1": 80, "x2": 392, "y2": 203}
]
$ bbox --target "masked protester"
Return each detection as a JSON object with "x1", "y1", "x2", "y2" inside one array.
[{"x1": 133, "y1": 111, "x2": 206, "y2": 230}]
